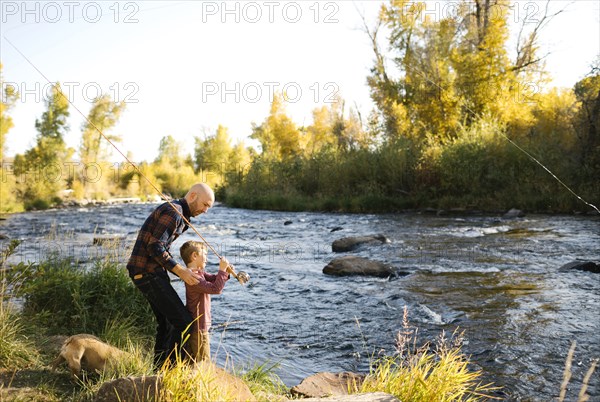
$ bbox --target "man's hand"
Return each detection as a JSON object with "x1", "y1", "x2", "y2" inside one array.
[{"x1": 172, "y1": 264, "x2": 201, "y2": 285}]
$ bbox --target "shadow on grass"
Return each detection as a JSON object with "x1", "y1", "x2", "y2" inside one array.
[{"x1": 0, "y1": 367, "x2": 74, "y2": 401}]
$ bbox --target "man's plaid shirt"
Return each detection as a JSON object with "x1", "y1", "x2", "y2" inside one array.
[{"x1": 127, "y1": 198, "x2": 191, "y2": 277}]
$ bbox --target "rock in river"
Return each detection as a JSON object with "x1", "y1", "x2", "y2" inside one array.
[
  {"x1": 332, "y1": 234, "x2": 390, "y2": 252},
  {"x1": 503, "y1": 208, "x2": 525, "y2": 218},
  {"x1": 323, "y1": 256, "x2": 395, "y2": 278},
  {"x1": 559, "y1": 260, "x2": 600, "y2": 274}
]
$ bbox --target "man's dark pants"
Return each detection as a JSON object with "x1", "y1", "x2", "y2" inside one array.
[{"x1": 132, "y1": 270, "x2": 193, "y2": 369}]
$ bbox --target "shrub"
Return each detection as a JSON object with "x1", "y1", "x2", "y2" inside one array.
[{"x1": 11, "y1": 258, "x2": 154, "y2": 339}]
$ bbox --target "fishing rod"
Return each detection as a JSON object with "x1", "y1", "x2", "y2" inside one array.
[{"x1": 4, "y1": 36, "x2": 250, "y2": 285}]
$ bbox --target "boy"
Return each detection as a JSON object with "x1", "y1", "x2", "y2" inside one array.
[{"x1": 179, "y1": 240, "x2": 231, "y2": 361}]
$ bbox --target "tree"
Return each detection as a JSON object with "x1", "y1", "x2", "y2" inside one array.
[
  {"x1": 194, "y1": 125, "x2": 233, "y2": 173},
  {"x1": 20, "y1": 82, "x2": 71, "y2": 170},
  {"x1": 365, "y1": 1, "x2": 462, "y2": 143},
  {"x1": 14, "y1": 83, "x2": 73, "y2": 208},
  {"x1": 80, "y1": 95, "x2": 125, "y2": 164},
  {"x1": 0, "y1": 63, "x2": 18, "y2": 162},
  {"x1": 250, "y1": 93, "x2": 302, "y2": 160},
  {"x1": 306, "y1": 105, "x2": 337, "y2": 155},
  {"x1": 155, "y1": 135, "x2": 186, "y2": 168},
  {"x1": 364, "y1": 0, "x2": 560, "y2": 144},
  {"x1": 0, "y1": 63, "x2": 22, "y2": 212},
  {"x1": 72, "y1": 95, "x2": 126, "y2": 199},
  {"x1": 574, "y1": 72, "x2": 600, "y2": 167}
]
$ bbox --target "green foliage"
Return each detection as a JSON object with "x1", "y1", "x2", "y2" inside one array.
[
  {"x1": 10, "y1": 258, "x2": 154, "y2": 338},
  {"x1": 0, "y1": 165, "x2": 24, "y2": 213},
  {"x1": 195, "y1": 125, "x2": 233, "y2": 172},
  {"x1": 80, "y1": 94, "x2": 125, "y2": 164},
  {"x1": 0, "y1": 240, "x2": 38, "y2": 369},
  {"x1": 0, "y1": 63, "x2": 18, "y2": 162},
  {"x1": 573, "y1": 73, "x2": 600, "y2": 181},
  {"x1": 238, "y1": 360, "x2": 286, "y2": 398},
  {"x1": 148, "y1": 135, "x2": 199, "y2": 197},
  {"x1": 154, "y1": 160, "x2": 198, "y2": 198},
  {"x1": 75, "y1": 95, "x2": 126, "y2": 200},
  {"x1": 0, "y1": 64, "x2": 24, "y2": 212},
  {"x1": 13, "y1": 83, "x2": 73, "y2": 210},
  {"x1": 156, "y1": 135, "x2": 187, "y2": 167},
  {"x1": 251, "y1": 93, "x2": 303, "y2": 161},
  {"x1": 194, "y1": 125, "x2": 252, "y2": 189},
  {"x1": 221, "y1": 2, "x2": 598, "y2": 214},
  {"x1": 0, "y1": 299, "x2": 38, "y2": 369}
]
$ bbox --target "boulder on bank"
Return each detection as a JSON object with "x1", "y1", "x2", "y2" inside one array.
[
  {"x1": 95, "y1": 375, "x2": 161, "y2": 402},
  {"x1": 193, "y1": 361, "x2": 256, "y2": 402},
  {"x1": 324, "y1": 257, "x2": 395, "y2": 278},
  {"x1": 290, "y1": 372, "x2": 365, "y2": 398},
  {"x1": 332, "y1": 235, "x2": 390, "y2": 252},
  {"x1": 300, "y1": 393, "x2": 400, "y2": 402},
  {"x1": 559, "y1": 260, "x2": 600, "y2": 274},
  {"x1": 94, "y1": 362, "x2": 255, "y2": 402}
]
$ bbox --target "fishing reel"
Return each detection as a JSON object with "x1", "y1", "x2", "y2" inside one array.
[{"x1": 227, "y1": 265, "x2": 250, "y2": 285}]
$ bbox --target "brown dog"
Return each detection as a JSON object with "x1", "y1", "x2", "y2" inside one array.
[{"x1": 51, "y1": 334, "x2": 126, "y2": 377}]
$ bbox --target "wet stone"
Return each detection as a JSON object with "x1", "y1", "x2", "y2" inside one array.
[
  {"x1": 323, "y1": 256, "x2": 395, "y2": 278},
  {"x1": 559, "y1": 260, "x2": 600, "y2": 274},
  {"x1": 503, "y1": 208, "x2": 525, "y2": 218},
  {"x1": 332, "y1": 234, "x2": 390, "y2": 252}
]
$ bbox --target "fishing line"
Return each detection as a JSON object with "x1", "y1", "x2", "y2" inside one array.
[
  {"x1": 3, "y1": 36, "x2": 249, "y2": 276},
  {"x1": 411, "y1": 68, "x2": 600, "y2": 215}
]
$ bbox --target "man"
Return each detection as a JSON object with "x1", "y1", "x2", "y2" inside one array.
[{"x1": 127, "y1": 183, "x2": 224, "y2": 369}]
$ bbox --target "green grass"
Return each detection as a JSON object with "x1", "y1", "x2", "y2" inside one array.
[
  {"x1": 0, "y1": 240, "x2": 39, "y2": 369},
  {"x1": 0, "y1": 295, "x2": 39, "y2": 370},
  {"x1": 8, "y1": 257, "x2": 154, "y2": 339},
  {"x1": 237, "y1": 360, "x2": 287, "y2": 400}
]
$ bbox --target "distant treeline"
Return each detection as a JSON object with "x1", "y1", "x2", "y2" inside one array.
[{"x1": 1, "y1": 1, "x2": 599, "y2": 213}]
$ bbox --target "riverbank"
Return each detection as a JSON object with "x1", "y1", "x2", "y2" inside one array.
[
  {"x1": 0, "y1": 253, "x2": 496, "y2": 401},
  {"x1": 3, "y1": 193, "x2": 597, "y2": 218},
  {"x1": 221, "y1": 191, "x2": 600, "y2": 216}
]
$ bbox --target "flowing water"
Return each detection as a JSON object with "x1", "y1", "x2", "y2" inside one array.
[{"x1": 1, "y1": 203, "x2": 599, "y2": 401}]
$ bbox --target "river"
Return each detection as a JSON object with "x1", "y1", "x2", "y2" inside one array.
[{"x1": 1, "y1": 203, "x2": 599, "y2": 401}]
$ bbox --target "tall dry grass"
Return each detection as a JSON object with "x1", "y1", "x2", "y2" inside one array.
[{"x1": 359, "y1": 307, "x2": 499, "y2": 401}]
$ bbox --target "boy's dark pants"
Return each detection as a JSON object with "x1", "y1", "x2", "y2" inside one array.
[{"x1": 132, "y1": 270, "x2": 193, "y2": 369}]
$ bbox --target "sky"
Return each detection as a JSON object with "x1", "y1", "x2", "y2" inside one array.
[{"x1": 1, "y1": 0, "x2": 599, "y2": 162}]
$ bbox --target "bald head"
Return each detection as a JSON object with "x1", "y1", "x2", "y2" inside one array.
[{"x1": 185, "y1": 183, "x2": 215, "y2": 217}]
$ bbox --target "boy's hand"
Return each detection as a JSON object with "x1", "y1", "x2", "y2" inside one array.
[{"x1": 219, "y1": 258, "x2": 230, "y2": 272}]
